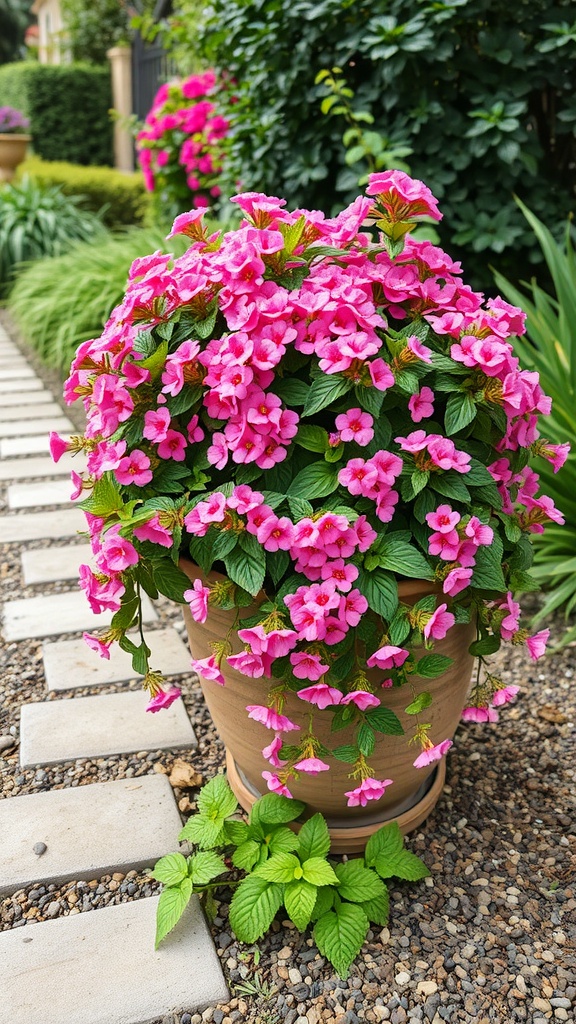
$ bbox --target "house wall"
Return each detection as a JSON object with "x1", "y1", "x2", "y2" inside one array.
[{"x1": 34, "y1": 0, "x2": 70, "y2": 64}]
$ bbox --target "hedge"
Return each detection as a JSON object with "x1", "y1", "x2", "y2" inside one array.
[
  {"x1": 18, "y1": 157, "x2": 151, "y2": 227},
  {"x1": 0, "y1": 62, "x2": 113, "y2": 166}
]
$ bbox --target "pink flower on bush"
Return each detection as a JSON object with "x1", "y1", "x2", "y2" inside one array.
[
  {"x1": 146, "y1": 687, "x2": 182, "y2": 713},
  {"x1": 262, "y1": 771, "x2": 293, "y2": 798},
  {"x1": 367, "y1": 645, "x2": 410, "y2": 670},
  {"x1": 423, "y1": 604, "x2": 455, "y2": 641},
  {"x1": 293, "y1": 757, "x2": 330, "y2": 775},
  {"x1": 413, "y1": 738, "x2": 452, "y2": 769},
  {"x1": 115, "y1": 450, "x2": 153, "y2": 486},
  {"x1": 491, "y1": 685, "x2": 520, "y2": 706},
  {"x1": 184, "y1": 579, "x2": 210, "y2": 623},
  {"x1": 344, "y1": 777, "x2": 393, "y2": 807},
  {"x1": 408, "y1": 386, "x2": 435, "y2": 422},
  {"x1": 297, "y1": 683, "x2": 343, "y2": 708},
  {"x1": 335, "y1": 408, "x2": 375, "y2": 446},
  {"x1": 191, "y1": 654, "x2": 225, "y2": 685},
  {"x1": 246, "y1": 705, "x2": 300, "y2": 732},
  {"x1": 526, "y1": 629, "x2": 550, "y2": 660},
  {"x1": 341, "y1": 690, "x2": 380, "y2": 711}
]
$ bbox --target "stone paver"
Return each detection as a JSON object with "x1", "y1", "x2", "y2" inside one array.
[
  {"x1": 2, "y1": 590, "x2": 157, "y2": 641},
  {"x1": 43, "y1": 628, "x2": 191, "y2": 691},
  {"x1": 0, "y1": 378, "x2": 46, "y2": 394},
  {"x1": 7, "y1": 479, "x2": 73, "y2": 509},
  {"x1": 0, "y1": 508, "x2": 85, "y2": 544},
  {"x1": 21, "y1": 543, "x2": 93, "y2": 584},
  {"x1": 0, "y1": 389, "x2": 54, "y2": 407},
  {"x1": 0, "y1": 896, "x2": 228, "y2": 1024},
  {"x1": 0, "y1": 453, "x2": 82, "y2": 481},
  {"x1": 20, "y1": 690, "x2": 197, "y2": 766},
  {"x1": 0, "y1": 402, "x2": 64, "y2": 421},
  {"x1": 0, "y1": 417, "x2": 74, "y2": 438},
  {"x1": 0, "y1": 366, "x2": 36, "y2": 379},
  {"x1": 0, "y1": 774, "x2": 184, "y2": 896},
  {"x1": 1, "y1": 434, "x2": 60, "y2": 457}
]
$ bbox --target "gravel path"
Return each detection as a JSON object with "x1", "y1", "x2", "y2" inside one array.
[{"x1": 1, "y1": 311, "x2": 574, "y2": 1023}]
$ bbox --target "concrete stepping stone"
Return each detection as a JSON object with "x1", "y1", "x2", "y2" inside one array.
[
  {"x1": 0, "y1": 389, "x2": 54, "y2": 407},
  {"x1": 0, "y1": 508, "x2": 85, "y2": 545},
  {"x1": 44, "y1": 628, "x2": 191, "y2": 691},
  {"x1": 21, "y1": 543, "x2": 93, "y2": 584},
  {"x1": 0, "y1": 453, "x2": 82, "y2": 481},
  {"x1": 20, "y1": 690, "x2": 196, "y2": 766},
  {"x1": 0, "y1": 417, "x2": 74, "y2": 438},
  {"x1": 0, "y1": 895, "x2": 228, "y2": 1024},
  {"x1": 0, "y1": 377, "x2": 45, "y2": 394},
  {"x1": 0, "y1": 361, "x2": 30, "y2": 372},
  {"x1": 0, "y1": 402, "x2": 64, "y2": 422},
  {"x1": 0, "y1": 366, "x2": 36, "y2": 379},
  {"x1": 0, "y1": 774, "x2": 183, "y2": 896},
  {"x1": 7, "y1": 479, "x2": 73, "y2": 510},
  {"x1": 2, "y1": 589, "x2": 157, "y2": 642},
  {"x1": 1, "y1": 434, "x2": 64, "y2": 458}
]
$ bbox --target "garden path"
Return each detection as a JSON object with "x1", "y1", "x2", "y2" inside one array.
[{"x1": 0, "y1": 322, "x2": 228, "y2": 1022}]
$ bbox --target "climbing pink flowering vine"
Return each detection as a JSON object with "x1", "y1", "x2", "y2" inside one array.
[
  {"x1": 136, "y1": 70, "x2": 229, "y2": 214},
  {"x1": 53, "y1": 171, "x2": 567, "y2": 809}
]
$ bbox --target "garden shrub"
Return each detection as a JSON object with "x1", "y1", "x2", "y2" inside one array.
[
  {"x1": 18, "y1": 156, "x2": 150, "y2": 227},
  {"x1": 185, "y1": 0, "x2": 576, "y2": 290},
  {"x1": 0, "y1": 62, "x2": 113, "y2": 166},
  {"x1": 8, "y1": 227, "x2": 187, "y2": 370}
]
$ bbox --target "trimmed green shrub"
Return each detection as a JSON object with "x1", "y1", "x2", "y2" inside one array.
[
  {"x1": 18, "y1": 156, "x2": 150, "y2": 227},
  {"x1": 0, "y1": 62, "x2": 113, "y2": 166},
  {"x1": 495, "y1": 204, "x2": 576, "y2": 641},
  {"x1": 0, "y1": 176, "x2": 103, "y2": 295},
  {"x1": 186, "y1": 0, "x2": 576, "y2": 290},
  {"x1": 8, "y1": 227, "x2": 187, "y2": 370}
]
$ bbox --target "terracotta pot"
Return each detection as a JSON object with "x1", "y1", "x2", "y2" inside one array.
[
  {"x1": 0, "y1": 134, "x2": 32, "y2": 183},
  {"x1": 180, "y1": 559, "x2": 476, "y2": 852}
]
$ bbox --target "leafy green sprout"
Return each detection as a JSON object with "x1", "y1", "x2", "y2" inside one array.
[{"x1": 152, "y1": 774, "x2": 429, "y2": 978}]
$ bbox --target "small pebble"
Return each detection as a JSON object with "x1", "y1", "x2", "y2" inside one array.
[{"x1": 32, "y1": 842, "x2": 47, "y2": 857}]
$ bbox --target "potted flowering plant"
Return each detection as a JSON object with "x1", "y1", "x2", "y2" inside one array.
[
  {"x1": 0, "y1": 106, "x2": 32, "y2": 182},
  {"x1": 136, "y1": 70, "x2": 229, "y2": 218},
  {"x1": 53, "y1": 170, "x2": 567, "y2": 855}
]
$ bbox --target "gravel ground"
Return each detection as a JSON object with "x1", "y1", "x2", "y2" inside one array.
[{"x1": 1, "y1": 314, "x2": 574, "y2": 1022}]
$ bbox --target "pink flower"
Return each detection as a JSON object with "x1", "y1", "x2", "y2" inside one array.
[
  {"x1": 143, "y1": 408, "x2": 171, "y2": 443},
  {"x1": 526, "y1": 629, "x2": 550, "y2": 661},
  {"x1": 368, "y1": 358, "x2": 395, "y2": 391},
  {"x1": 443, "y1": 567, "x2": 473, "y2": 596},
  {"x1": 426, "y1": 505, "x2": 460, "y2": 534},
  {"x1": 262, "y1": 734, "x2": 286, "y2": 767},
  {"x1": 423, "y1": 604, "x2": 455, "y2": 641},
  {"x1": 227, "y1": 650, "x2": 270, "y2": 677},
  {"x1": 406, "y1": 335, "x2": 433, "y2": 363},
  {"x1": 157, "y1": 429, "x2": 188, "y2": 461},
  {"x1": 98, "y1": 525, "x2": 139, "y2": 572},
  {"x1": 146, "y1": 687, "x2": 182, "y2": 713},
  {"x1": 491, "y1": 685, "x2": 520, "y2": 707},
  {"x1": 297, "y1": 683, "x2": 343, "y2": 709},
  {"x1": 408, "y1": 386, "x2": 435, "y2": 422},
  {"x1": 335, "y1": 407, "x2": 375, "y2": 447},
  {"x1": 293, "y1": 757, "x2": 330, "y2": 775},
  {"x1": 344, "y1": 777, "x2": 393, "y2": 808},
  {"x1": 262, "y1": 771, "x2": 293, "y2": 798},
  {"x1": 246, "y1": 705, "x2": 300, "y2": 732},
  {"x1": 191, "y1": 654, "x2": 225, "y2": 685},
  {"x1": 83, "y1": 632, "x2": 112, "y2": 659},
  {"x1": 290, "y1": 652, "x2": 330, "y2": 681},
  {"x1": 49, "y1": 431, "x2": 71, "y2": 463},
  {"x1": 341, "y1": 690, "x2": 380, "y2": 711},
  {"x1": 114, "y1": 449, "x2": 153, "y2": 486},
  {"x1": 133, "y1": 514, "x2": 173, "y2": 547},
  {"x1": 184, "y1": 579, "x2": 210, "y2": 623},
  {"x1": 367, "y1": 645, "x2": 410, "y2": 670},
  {"x1": 461, "y1": 706, "x2": 499, "y2": 723},
  {"x1": 538, "y1": 441, "x2": 570, "y2": 473},
  {"x1": 498, "y1": 592, "x2": 521, "y2": 640},
  {"x1": 413, "y1": 738, "x2": 452, "y2": 769}
]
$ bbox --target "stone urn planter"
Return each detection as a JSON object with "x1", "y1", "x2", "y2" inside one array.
[
  {"x1": 0, "y1": 134, "x2": 32, "y2": 183},
  {"x1": 180, "y1": 559, "x2": 476, "y2": 853}
]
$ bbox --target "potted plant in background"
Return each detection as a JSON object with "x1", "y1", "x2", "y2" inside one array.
[
  {"x1": 0, "y1": 106, "x2": 32, "y2": 182},
  {"x1": 52, "y1": 170, "x2": 567, "y2": 857}
]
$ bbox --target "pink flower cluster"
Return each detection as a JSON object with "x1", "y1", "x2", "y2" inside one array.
[
  {"x1": 425, "y1": 504, "x2": 493, "y2": 596},
  {"x1": 136, "y1": 70, "x2": 229, "y2": 208},
  {"x1": 338, "y1": 449, "x2": 403, "y2": 522}
]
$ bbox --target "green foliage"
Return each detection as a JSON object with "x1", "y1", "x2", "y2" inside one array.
[
  {"x1": 0, "y1": 176, "x2": 102, "y2": 295},
  {"x1": 178, "y1": 0, "x2": 576, "y2": 289},
  {"x1": 0, "y1": 62, "x2": 113, "y2": 165},
  {"x1": 153, "y1": 776, "x2": 429, "y2": 975},
  {"x1": 61, "y1": 0, "x2": 131, "y2": 64},
  {"x1": 18, "y1": 157, "x2": 150, "y2": 227},
  {"x1": 8, "y1": 227, "x2": 187, "y2": 370},
  {"x1": 495, "y1": 204, "x2": 576, "y2": 638}
]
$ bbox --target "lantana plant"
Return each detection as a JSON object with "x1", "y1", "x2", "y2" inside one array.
[
  {"x1": 136, "y1": 70, "x2": 229, "y2": 216},
  {"x1": 53, "y1": 171, "x2": 567, "y2": 810},
  {"x1": 0, "y1": 106, "x2": 30, "y2": 134}
]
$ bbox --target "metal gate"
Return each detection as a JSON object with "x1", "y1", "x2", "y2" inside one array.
[{"x1": 132, "y1": 32, "x2": 178, "y2": 120}]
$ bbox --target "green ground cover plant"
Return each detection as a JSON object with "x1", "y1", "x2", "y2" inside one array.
[{"x1": 18, "y1": 157, "x2": 150, "y2": 228}]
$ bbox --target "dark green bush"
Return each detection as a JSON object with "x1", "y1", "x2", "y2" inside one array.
[
  {"x1": 19, "y1": 156, "x2": 150, "y2": 227},
  {"x1": 187, "y1": 0, "x2": 576, "y2": 290},
  {"x1": 0, "y1": 62, "x2": 113, "y2": 166}
]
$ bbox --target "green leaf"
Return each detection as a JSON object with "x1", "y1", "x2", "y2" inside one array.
[
  {"x1": 471, "y1": 537, "x2": 507, "y2": 591},
  {"x1": 79, "y1": 475, "x2": 123, "y2": 516},
  {"x1": 295, "y1": 424, "x2": 329, "y2": 452},
  {"x1": 413, "y1": 654, "x2": 454, "y2": 678},
  {"x1": 212, "y1": 530, "x2": 238, "y2": 561},
  {"x1": 152, "y1": 559, "x2": 192, "y2": 602},
  {"x1": 274, "y1": 378, "x2": 310, "y2": 405},
  {"x1": 229, "y1": 876, "x2": 284, "y2": 943},
  {"x1": 254, "y1": 852, "x2": 301, "y2": 883},
  {"x1": 430, "y1": 472, "x2": 471, "y2": 503},
  {"x1": 375, "y1": 850, "x2": 430, "y2": 882},
  {"x1": 374, "y1": 539, "x2": 434, "y2": 580},
  {"x1": 333, "y1": 860, "x2": 387, "y2": 902},
  {"x1": 284, "y1": 878, "x2": 318, "y2": 930},
  {"x1": 155, "y1": 879, "x2": 193, "y2": 947},
  {"x1": 251, "y1": 793, "x2": 306, "y2": 825},
  {"x1": 226, "y1": 534, "x2": 266, "y2": 596},
  {"x1": 358, "y1": 885, "x2": 390, "y2": 926},
  {"x1": 314, "y1": 903, "x2": 369, "y2": 978},
  {"x1": 302, "y1": 373, "x2": 353, "y2": 416},
  {"x1": 178, "y1": 814, "x2": 225, "y2": 849},
  {"x1": 288, "y1": 495, "x2": 314, "y2": 520},
  {"x1": 197, "y1": 775, "x2": 238, "y2": 821},
  {"x1": 297, "y1": 814, "x2": 331, "y2": 861},
  {"x1": 357, "y1": 568, "x2": 398, "y2": 620},
  {"x1": 268, "y1": 825, "x2": 300, "y2": 855},
  {"x1": 355, "y1": 384, "x2": 384, "y2": 417},
  {"x1": 404, "y1": 691, "x2": 433, "y2": 714},
  {"x1": 232, "y1": 840, "x2": 262, "y2": 871},
  {"x1": 357, "y1": 722, "x2": 376, "y2": 757},
  {"x1": 445, "y1": 392, "x2": 476, "y2": 434},
  {"x1": 364, "y1": 822, "x2": 404, "y2": 868},
  {"x1": 188, "y1": 851, "x2": 226, "y2": 885},
  {"x1": 151, "y1": 853, "x2": 188, "y2": 887},
  {"x1": 311, "y1": 885, "x2": 335, "y2": 921},
  {"x1": 365, "y1": 706, "x2": 404, "y2": 735},
  {"x1": 288, "y1": 461, "x2": 339, "y2": 499},
  {"x1": 469, "y1": 634, "x2": 501, "y2": 656},
  {"x1": 302, "y1": 857, "x2": 340, "y2": 886}
]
